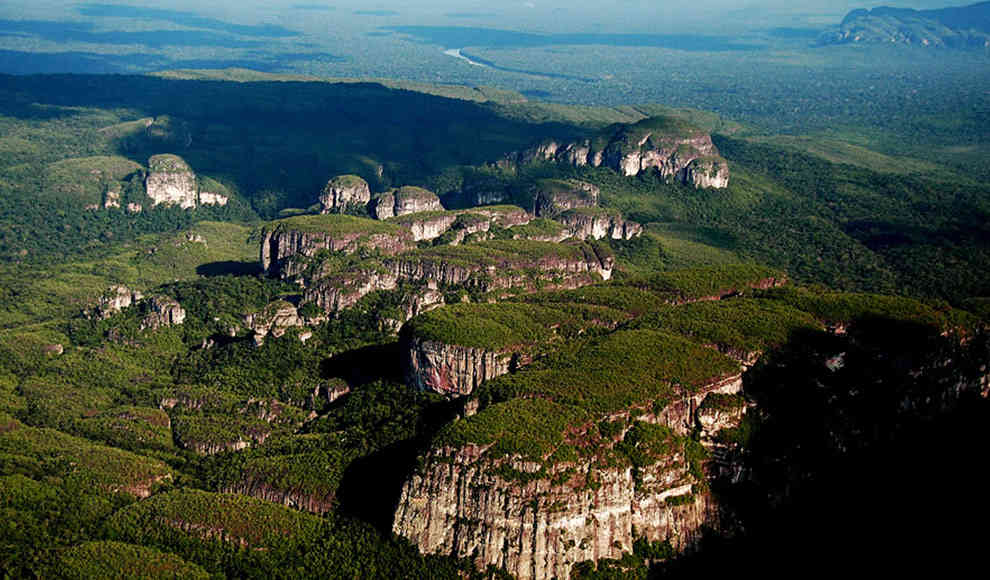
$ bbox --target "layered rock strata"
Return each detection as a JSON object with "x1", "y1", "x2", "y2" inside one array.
[
  {"x1": 393, "y1": 377, "x2": 744, "y2": 580},
  {"x1": 303, "y1": 241, "x2": 614, "y2": 317},
  {"x1": 260, "y1": 216, "x2": 414, "y2": 278}
]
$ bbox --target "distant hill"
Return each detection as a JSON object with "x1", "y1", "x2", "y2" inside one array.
[{"x1": 819, "y1": 1, "x2": 990, "y2": 49}]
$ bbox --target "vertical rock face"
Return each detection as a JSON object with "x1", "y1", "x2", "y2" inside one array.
[
  {"x1": 145, "y1": 154, "x2": 198, "y2": 208},
  {"x1": 682, "y1": 157, "x2": 730, "y2": 189},
  {"x1": 259, "y1": 216, "x2": 414, "y2": 278},
  {"x1": 533, "y1": 179, "x2": 600, "y2": 217},
  {"x1": 319, "y1": 175, "x2": 372, "y2": 213},
  {"x1": 371, "y1": 186, "x2": 444, "y2": 219},
  {"x1": 243, "y1": 301, "x2": 304, "y2": 341},
  {"x1": 502, "y1": 116, "x2": 731, "y2": 189},
  {"x1": 393, "y1": 376, "x2": 744, "y2": 580},
  {"x1": 404, "y1": 338, "x2": 515, "y2": 396},
  {"x1": 91, "y1": 285, "x2": 143, "y2": 319},
  {"x1": 558, "y1": 209, "x2": 643, "y2": 241},
  {"x1": 140, "y1": 295, "x2": 186, "y2": 330}
]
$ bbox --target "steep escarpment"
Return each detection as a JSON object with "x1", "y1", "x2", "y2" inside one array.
[
  {"x1": 394, "y1": 282, "x2": 987, "y2": 579},
  {"x1": 387, "y1": 205, "x2": 532, "y2": 243},
  {"x1": 402, "y1": 265, "x2": 787, "y2": 397},
  {"x1": 393, "y1": 330, "x2": 745, "y2": 580},
  {"x1": 371, "y1": 186, "x2": 444, "y2": 219},
  {"x1": 501, "y1": 116, "x2": 730, "y2": 189},
  {"x1": 558, "y1": 208, "x2": 643, "y2": 241},
  {"x1": 260, "y1": 214, "x2": 414, "y2": 278},
  {"x1": 144, "y1": 154, "x2": 230, "y2": 209},
  {"x1": 320, "y1": 174, "x2": 372, "y2": 213},
  {"x1": 302, "y1": 240, "x2": 615, "y2": 318}
]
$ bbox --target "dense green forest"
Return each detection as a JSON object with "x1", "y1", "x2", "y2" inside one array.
[{"x1": 0, "y1": 70, "x2": 988, "y2": 578}]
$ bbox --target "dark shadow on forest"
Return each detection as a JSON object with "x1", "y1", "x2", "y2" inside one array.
[
  {"x1": 195, "y1": 261, "x2": 262, "y2": 277},
  {"x1": 322, "y1": 342, "x2": 406, "y2": 386},
  {"x1": 657, "y1": 319, "x2": 990, "y2": 578}
]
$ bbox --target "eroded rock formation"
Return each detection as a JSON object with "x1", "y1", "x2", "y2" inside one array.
[
  {"x1": 140, "y1": 295, "x2": 186, "y2": 331},
  {"x1": 558, "y1": 209, "x2": 643, "y2": 241},
  {"x1": 320, "y1": 175, "x2": 372, "y2": 213},
  {"x1": 146, "y1": 154, "x2": 198, "y2": 208},
  {"x1": 393, "y1": 377, "x2": 744, "y2": 580},
  {"x1": 501, "y1": 116, "x2": 730, "y2": 189},
  {"x1": 371, "y1": 186, "x2": 444, "y2": 219}
]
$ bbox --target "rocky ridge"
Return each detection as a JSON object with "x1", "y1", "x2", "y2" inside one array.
[
  {"x1": 500, "y1": 116, "x2": 730, "y2": 189},
  {"x1": 819, "y1": 3, "x2": 990, "y2": 49}
]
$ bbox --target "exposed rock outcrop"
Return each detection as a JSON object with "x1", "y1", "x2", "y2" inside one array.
[
  {"x1": 371, "y1": 186, "x2": 444, "y2": 219},
  {"x1": 533, "y1": 179, "x2": 600, "y2": 217},
  {"x1": 146, "y1": 154, "x2": 198, "y2": 208},
  {"x1": 393, "y1": 375, "x2": 744, "y2": 580},
  {"x1": 260, "y1": 215, "x2": 414, "y2": 279},
  {"x1": 90, "y1": 285, "x2": 143, "y2": 319},
  {"x1": 302, "y1": 241, "x2": 614, "y2": 317},
  {"x1": 140, "y1": 295, "x2": 186, "y2": 331},
  {"x1": 558, "y1": 208, "x2": 643, "y2": 241},
  {"x1": 389, "y1": 205, "x2": 533, "y2": 243},
  {"x1": 319, "y1": 175, "x2": 372, "y2": 213},
  {"x1": 405, "y1": 338, "x2": 519, "y2": 396},
  {"x1": 243, "y1": 301, "x2": 304, "y2": 342},
  {"x1": 501, "y1": 116, "x2": 730, "y2": 189}
]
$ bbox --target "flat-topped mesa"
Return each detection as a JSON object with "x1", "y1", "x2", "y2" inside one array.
[
  {"x1": 502, "y1": 116, "x2": 730, "y2": 189},
  {"x1": 533, "y1": 179, "x2": 600, "y2": 217},
  {"x1": 301, "y1": 240, "x2": 615, "y2": 319},
  {"x1": 402, "y1": 301, "x2": 632, "y2": 397},
  {"x1": 260, "y1": 214, "x2": 414, "y2": 279},
  {"x1": 558, "y1": 208, "x2": 643, "y2": 241},
  {"x1": 319, "y1": 174, "x2": 372, "y2": 214},
  {"x1": 402, "y1": 265, "x2": 786, "y2": 397},
  {"x1": 386, "y1": 240, "x2": 615, "y2": 292},
  {"x1": 371, "y1": 186, "x2": 444, "y2": 219},
  {"x1": 387, "y1": 205, "x2": 532, "y2": 243},
  {"x1": 393, "y1": 330, "x2": 745, "y2": 580},
  {"x1": 146, "y1": 154, "x2": 198, "y2": 208}
]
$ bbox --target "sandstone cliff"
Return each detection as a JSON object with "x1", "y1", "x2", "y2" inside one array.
[
  {"x1": 260, "y1": 214, "x2": 414, "y2": 278},
  {"x1": 533, "y1": 179, "x2": 600, "y2": 217},
  {"x1": 139, "y1": 295, "x2": 186, "y2": 331},
  {"x1": 146, "y1": 154, "x2": 198, "y2": 208},
  {"x1": 90, "y1": 285, "x2": 143, "y2": 320},
  {"x1": 371, "y1": 186, "x2": 444, "y2": 219},
  {"x1": 319, "y1": 174, "x2": 372, "y2": 213},
  {"x1": 404, "y1": 337, "x2": 518, "y2": 396},
  {"x1": 558, "y1": 208, "x2": 643, "y2": 241},
  {"x1": 501, "y1": 116, "x2": 730, "y2": 189},
  {"x1": 301, "y1": 240, "x2": 614, "y2": 318},
  {"x1": 393, "y1": 367, "x2": 746, "y2": 580}
]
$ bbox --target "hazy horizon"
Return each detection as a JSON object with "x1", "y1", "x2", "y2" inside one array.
[{"x1": 0, "y1": 0, "x2": 976, "y2": 35}]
